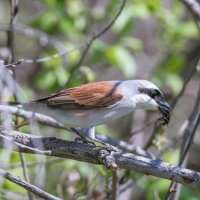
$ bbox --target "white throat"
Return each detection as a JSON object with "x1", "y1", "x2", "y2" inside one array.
[{"x1": 132, "y1": 94, "x2": 158, "y2": 111}]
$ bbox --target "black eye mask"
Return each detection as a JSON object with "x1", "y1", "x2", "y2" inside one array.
[{"x1": 138, "y1": 87, "x2": 171, "y2": 126}]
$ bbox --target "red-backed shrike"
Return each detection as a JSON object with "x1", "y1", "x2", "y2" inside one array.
[{"x1": 13, "y1": 80, "x2": 171, "y2": 149}]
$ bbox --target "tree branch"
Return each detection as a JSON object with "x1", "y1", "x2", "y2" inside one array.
[
  {"x1": 164, "y1": 79, "x2": 200, "y2": 199},
  {"x1": 0, "y1": 168, "x2": 61, "y2": 200},
  {"x1": 0, "y1": 105, "x2": 68, "y2": 130},
  {"x1": 7, "y1": 1, "x2": 34, "y2": 199},
  {"x1": 0, "y1": 23, "x2": 70, "y2": 65},
  {"x1": 66, "y1": 0, "x2": 127, "y2": 85},
  {"x1": 3, "y1": 58, "x2": 24, "y2": 68},
  {"x1": 181, "y1": 0, "x2": 200, "y2": 22},
  {"x1": 0, "y1": 127, "x2": 200, "y2": 191}
]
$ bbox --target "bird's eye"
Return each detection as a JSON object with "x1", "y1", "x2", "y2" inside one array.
[
  {"x1": 152, "y1": 89, "x2": 161, "y2": 97},
  {"x1": 151, "y1": 89, "x2": 164, "y2": 101},
  {"x1": 138, "y1": 88, "x2": 163, "y2": 100}
]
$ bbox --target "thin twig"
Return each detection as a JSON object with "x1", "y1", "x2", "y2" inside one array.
[
  {"x1": 19, "y1": 153, "x2": 33, "y2": 200},
  {"x1": 66, "y1": 0, "x2": 127, "y2": 85},
  {"x1": 164, "y1": 80, "x2": 200, "y2": 200},
  {"x1": 7, "y1": 2, "x2": 33, "y2": 199},
  {"x1": 4, "y1": 59, "x2": 24, "y2": 68},
  {"x1": 0, "y1": 168, "x2": 61, "y2": 200},
  {"x1": 129, "y1": 117, "x2": 159, "y2": 136},
  {"x1": 180, "y1": 85, "x2": 200, "y2": 162},
  {"x1": 171, "y1": 59, "x2": 200, "y2": 109},
  {"x1": 0, "y1": 105, "x2": 69, "y2": 130},
  {"x1": 0, "y1": 23, "x2": 70, "y2": 65},
  {"x1": 19, "y1": 153, "x2": 30, "y2": 181},
  {"x1": 144, "y1": 57, "x2": 199, "y2": 149},
  {"x1": 0, "y1": 132, "x2": 52, "y2": 155},
  {"x1": 7, "y1": 158, "x2": 64, "y2": 170},
  {"x1": 112, "y1": 171, "x2": 117, "y2": 200},
  {"x1": 181, "y1": 0, "x2": 200, "y2": 22},
  {"x1": 0, "y1": 0, "x2": 126, "y2": 67}
]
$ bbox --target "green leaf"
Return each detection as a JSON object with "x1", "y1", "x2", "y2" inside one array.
[
  {"x1": 79, "y1": 66, "x2": 96, "y2": 82},
  {"x1": 121, "y1": 37, "x2": 143, "y2": 52},
  {"x1": 178, "y1": 22, "x2": 198, "y2": 38},
  {"x1": 59, "y1": 18, "x2": 75, "y2": 33},
  {"x1": 54, "y1": 66, "x2": 69, "y2": 86},
  {"x1": 165, "y1": 74, "x2": 183, "y2": 94},
  {"x1": 152, "y1": 73, "x2": 183, "y2": 94},
  {"x1": 36, "y1": 71, "x2": 56, "y2": 90},
  {"x1": 146, "y1": 0, "x2": 161, "y2": 12},
  {"x1": 106, "y1": 46, "x2": 136, "y2": 77},
  {"x1": 162, "y1": 55, "x2": 185, "y2": 73}
]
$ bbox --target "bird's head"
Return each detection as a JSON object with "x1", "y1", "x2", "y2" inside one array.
[{"x1": 132, "y1": 80, "x2": 171, "y2": 125}]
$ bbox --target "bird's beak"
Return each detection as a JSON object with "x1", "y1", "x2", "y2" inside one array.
[
  {"x1": 158, "y1": 100, "x2": 171, "y2": 126},
  {"x1": 159, "y1": 101, "x2": 171, "y2": 111}
]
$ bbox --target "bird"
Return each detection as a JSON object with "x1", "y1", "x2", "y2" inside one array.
[{"x1": 10, "y1": 80, "x2": 171, "y2": 149}]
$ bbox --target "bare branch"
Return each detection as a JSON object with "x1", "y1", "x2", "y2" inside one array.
[
  {"x1": 112, "y1": 171, "x2": 118, "y2": 200},
  {"x1": 164, "y1": 80, "x2": 200, "y2": 199},
  {"x1": 180, "y1": 85, "x2": 200, "y2": 161},
  {"x1": 144, "y1": 57, "x2": 199, "y2": 149},
  {"x1": 0, "y1": 105, "x2": 68, "y2": 130},
  {"x1": 0, "y1": 168, "x2": 61, "y2": 200},
  {"x1": 0, "y1": 23, "x2": 71, "y2": 64},
  {"x1": 0, "y1": 127, "x2": 200, "y2": 191},
  {"x1": 3, "y1": 59, "x2": 24, "y2": 68},
  {"x1": 181, "y1": 0, "x2": 200, "y2": 22},
  {"x1": 66, "y1": 0, "x2": 127, "y2": 85},
  {"x1": 0, "y1": 131, "x2": 52, "y2": 155},
  {"x1": 96, "y1": 132, "x2": 156, "y2": 159},
  {"x1": 7, "y1": 158, "x2": 64, "y2": 170},
  {"x1": 7, "y1": 1, "x2": 34, "y2": 199},
  {"x1": 0, "y1": 0, "x2": 126, "y2": 69}
]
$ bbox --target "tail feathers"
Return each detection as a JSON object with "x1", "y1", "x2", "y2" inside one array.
[
  {"x1": 6, "y1": 101, "x2": 40, "y2": 109},
  {"x1": 4, "y1": 102, "x2": 27, "y2": 107},
  {"x1": 7, "y1": 102, "x2": 22, "y2": 106},
  {"x1": 4, "y1": 102, "x2": 32, "y2": 108},
  {"x1": 0, "y1": 102, "x2": 23, "y2": 108}
]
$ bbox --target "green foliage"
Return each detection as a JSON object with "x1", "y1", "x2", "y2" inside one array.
[
  {"x1": 180, "y1": 186, "x2": 200, "y2": 200},
  {"x1": 0, "y1": 0, "x2": 199, "y2": 199},
  {"x1": 29, "y1": 0, "x2": 199, "y2": 95},
  {"x1": 106, "y1": 45, "x2": 136, "y2": 77}
]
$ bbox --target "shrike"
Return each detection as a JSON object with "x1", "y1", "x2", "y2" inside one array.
[{"x1": 11, "y1": 80, "x2": 171, "y2": 149}]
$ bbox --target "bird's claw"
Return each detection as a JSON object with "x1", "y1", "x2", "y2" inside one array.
[
  {"x1": 74, "y1": 137, "x2": 96, "y2": 146},
  {"x1": 100, "y1": 142, "x2": 119, "y2": 152}
]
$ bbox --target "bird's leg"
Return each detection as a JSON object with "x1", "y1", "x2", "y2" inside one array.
[
  {"x1": 71, "y1": 128, "x2": 88, "y2": 143},
  {"x1": 73, "y1": 127, "x2": 118, "y2": 151},
  {"x1": 86, "y1": 127, "x2": 119, "y2": 151},
  {"x1": 71, "y1": 127, "x2": 95, "y2": 145}
]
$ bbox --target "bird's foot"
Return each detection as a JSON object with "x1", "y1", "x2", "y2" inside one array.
[
  {"x1": 92, "y1": 138, "x2": 119, "y2": 152},
  {"x1": 103, "y1": 143, "x2": 119, "y2": 152},
  {"x1": 97, "y1": 148, "x2": 118, "y2": 170},
  {"x1": 74, "y1": 137, "x2": 96, "y2": 146},
  {"x1": 72, "y1": 127, "x2": 119, "y2": 151}
]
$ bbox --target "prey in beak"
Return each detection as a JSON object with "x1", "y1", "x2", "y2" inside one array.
[
  {"x1": 138, "y1": 86, "x2": 171, "y2": 126},
  {"x1": 158, "y1": 100, "x2": 171, "y2": 126}
]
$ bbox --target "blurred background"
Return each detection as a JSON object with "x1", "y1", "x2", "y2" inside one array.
[{"x1": 0, "y1": 0, "x2": 200, "y2": 199}]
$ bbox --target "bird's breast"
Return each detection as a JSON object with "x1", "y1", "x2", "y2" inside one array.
[{"x1": 50, "y1": 105, "x2": 133, "y2": 128}]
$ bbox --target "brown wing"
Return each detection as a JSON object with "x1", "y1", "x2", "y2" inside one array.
[{"x1": 32, "y1": 82, "x2": 123, "y2": 109}]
